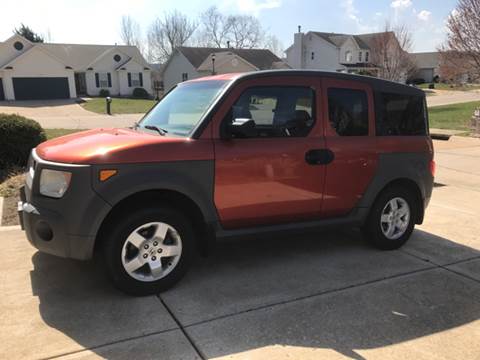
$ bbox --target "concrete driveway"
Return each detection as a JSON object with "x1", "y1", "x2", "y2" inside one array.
[
  {"x1": 1, "y1": 137, "x2": 480, "y2": 359},
  {"x1": 0, "y1": 99, "x2": 142, "y2": 129}
]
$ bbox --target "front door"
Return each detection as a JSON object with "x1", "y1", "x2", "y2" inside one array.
[
  {"x1": 213, "y1": 76, "x2": 326, "y2": 229},
  {"x1": 321, "y1": 78, "x2": 378, "y2": 218},
  {"x1": 74, "y1": 73, "x2": 87, "y2": 95}
]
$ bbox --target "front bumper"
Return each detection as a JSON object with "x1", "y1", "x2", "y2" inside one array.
[
  {"x1": 19, "y1": 186, "x2": 95, "y2": 260},
  {"x1": 19, "y1": 150, "x2": 111, "y2": 260}
]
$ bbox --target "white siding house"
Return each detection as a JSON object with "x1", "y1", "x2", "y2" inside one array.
[
  {"x1": 0, "y1": 34, "x2": 152, "y2": 101},
  {"x1": 286, "y1": 30, "x2": 380, "y2": 74}
]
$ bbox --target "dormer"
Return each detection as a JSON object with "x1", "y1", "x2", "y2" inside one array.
[{"x1": 0, "y1": 34, "x2": 34, "y2": 67}]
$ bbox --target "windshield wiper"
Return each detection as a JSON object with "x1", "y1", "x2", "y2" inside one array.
[{"x1": 144, "y1": 125, "x2": 168, "y2": 136}]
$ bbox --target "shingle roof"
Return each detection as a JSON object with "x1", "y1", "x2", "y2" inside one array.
[
  {"x1": 178, "y1": 47, "x2": 285, "y2": 70},
  {"x1": 38, "y1": 43, "x2": 149, "y2": 70},
  {"x1": 312, "y1": 31, "x2": 394, "y2": 50}
]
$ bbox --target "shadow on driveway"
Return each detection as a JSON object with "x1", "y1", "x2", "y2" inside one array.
[{"x1": 30, "y1": 229, "x2": 480, "y2": 359}]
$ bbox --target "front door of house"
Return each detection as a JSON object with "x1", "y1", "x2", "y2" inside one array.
[{"x1": 74, "y1": 73, "x2": 87, "y2": 95}]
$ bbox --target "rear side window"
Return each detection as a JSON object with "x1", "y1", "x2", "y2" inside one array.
[
  {"x1": 377, "y1": 93, "x2": 427, "y2": 136},
  {"x1": 328, "y1": 88, "x2": 369, "y2": 136}
]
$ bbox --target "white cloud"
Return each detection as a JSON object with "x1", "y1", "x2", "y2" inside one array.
[
  {"x1": 223, "y1": 0, "x2": 282, "y2": 16},
  {"x1": 391, "y1": 0, "x2": 412, "y2": 9},
  {"x1": 342, "y1": 0, "x2": 358, "y2": 20},
  {"x1": 375, "y1": 12, "x2": 383, "y2": 17},
  {"x1": 417, "y1": 10, "x2": 431, "y2": 21}
]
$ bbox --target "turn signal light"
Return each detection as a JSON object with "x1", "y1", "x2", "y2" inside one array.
[{"x1": 99, "y1": 169, "x2": 117, "y2": 182}]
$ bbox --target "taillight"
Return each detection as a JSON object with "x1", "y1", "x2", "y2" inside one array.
[{"x1": 429, "y1": 160, "x2": 436, "y2": 177}]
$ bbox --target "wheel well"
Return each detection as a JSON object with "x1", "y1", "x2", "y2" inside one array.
[
  {"x1": 94, "y1": 190, "x2": 211, "y2": 256},
  {"x1": 376, "y1": 178, "x2": 424, "y2": 224}
]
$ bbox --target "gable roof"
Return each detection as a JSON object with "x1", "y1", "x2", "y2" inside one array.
[
  {"x1": 312, "y1": 31, "x2": 395, "y2": 50},
  {"x1": 2, "y1": 44, "x2": 69, "y2": 69},
  {"x1": 37, "y1": 43, "x2": 149, "y2": 70},
  {"x1": 178, "y1": 47, "x2": 285, "y2": 71}
]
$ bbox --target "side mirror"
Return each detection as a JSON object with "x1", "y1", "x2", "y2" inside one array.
[{"x1": 224, "y1": 118, "x2": 256, "y2": 139}]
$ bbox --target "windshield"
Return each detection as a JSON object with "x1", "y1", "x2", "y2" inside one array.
[{"x1": 139, "y1": 80, "x2": 229, "y2": 137}]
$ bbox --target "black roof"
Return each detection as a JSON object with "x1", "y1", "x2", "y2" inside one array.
[{"x1": 231, "y1": 70, "x2": 425, "y2": 97}]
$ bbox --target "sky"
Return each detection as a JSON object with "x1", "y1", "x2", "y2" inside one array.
[{"x1": 0, "y1": 0, "x2": 458, "y2": 53}]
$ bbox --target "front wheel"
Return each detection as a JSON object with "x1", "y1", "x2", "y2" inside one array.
[
  {"x1": 102, "y1": 207, "x2": 195, "y2": 296},
  {"x1": 363, "y1": 187, "x2": 417, "y2": 250}
]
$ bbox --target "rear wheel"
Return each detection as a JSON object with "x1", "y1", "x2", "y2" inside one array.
[
  {"x1": 102, "y1": 206, "x2": 194, "y2": 296},
  {"x1": 363, "y1": 186, "x2": 417, "y2": 250}
]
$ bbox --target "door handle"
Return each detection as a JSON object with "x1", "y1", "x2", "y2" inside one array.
[{"x1": 305, "y1": 149, "x2": 335, "y2": 165}]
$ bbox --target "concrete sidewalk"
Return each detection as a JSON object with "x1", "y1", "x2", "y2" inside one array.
[
  {"x1": 427, "y1": 90, "x2": 480, "y2": 107},
  {"x1": 1, "y1": 137, "x2": 480, "y2": 359}
]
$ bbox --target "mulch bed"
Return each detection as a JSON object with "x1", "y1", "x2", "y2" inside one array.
[{"x1": 1, "y1": 170, "x2": 24, "y2": 226}]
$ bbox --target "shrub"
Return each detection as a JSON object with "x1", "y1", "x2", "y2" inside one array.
[
  {"x1": 99, "y1": 89, "x2": 110, "y2": 97},
  {"x1": 0, "y1": 113, "x2": 47, "y2": 169},
  {"x1": 133, "y1": 87, "x2": 150, "y2": 99},
  {"x1": 408, "y1": 78, "x2": 426, "y2": 85},
  {"x1": 428, "y1": 83, "x2": 435, "y2": 89}
]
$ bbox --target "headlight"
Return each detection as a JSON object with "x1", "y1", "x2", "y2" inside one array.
[{"x1": 39, "y1": 169, "x2": 72, "y2": 198}]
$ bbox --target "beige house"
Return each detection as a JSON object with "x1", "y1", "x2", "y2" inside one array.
[
  {"x1": 162, "y1": 47, "x2": 290, "y2": 91},
  {"x1": 0, "y1": 34, "x2": 152, "y2": 101}
]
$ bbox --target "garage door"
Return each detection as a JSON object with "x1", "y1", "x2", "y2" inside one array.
[
  {"x1": 0, "y1": 78, "x2": 4, "y2": 101},
  {"x1": 13, "y1": 77, "x2": 70, "y2": 100}
]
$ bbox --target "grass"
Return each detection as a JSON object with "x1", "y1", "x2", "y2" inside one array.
[
  {"x1": 81, "y1": 97, "x2": 156, "y2": 114},
  {"x1": 419, "y1": 83, "x2": 480, "y2": 91},
  {"x1": 45, "y1": 128, "x2": 86, "y2": 140},
  {"x1": 428, "y1": 101, "x2": 480, "y2": 131}
]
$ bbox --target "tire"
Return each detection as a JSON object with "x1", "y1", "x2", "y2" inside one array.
[
  {"x1": 363, "y1": 186, "x2": 417, "y2": 250},
  {"x1": 102, "y1": 206, "x2": 195, "y2": 296}
]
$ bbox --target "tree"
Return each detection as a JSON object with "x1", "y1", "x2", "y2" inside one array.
[
  {"x1": 120, "y1": 16, "x2": 142, "y2": 47},
  {"x1": 370, "y1": 22, "x2": 416, "y2": 82},
  {"x1": 264, "y1": 34, "x2": 284, "y2": 58},
  {"x1": 440, "y1": 0, "x2": 480, "y2": 82},
  {"x1": 147, "y1": 10, "x2": 197, "y2": 63},
  {"x1": 197, "y1": 7, "x2": 265, "y2": 49},
  {"x1": 14, "y1": 24, "x2": 44, "y2": 43}
]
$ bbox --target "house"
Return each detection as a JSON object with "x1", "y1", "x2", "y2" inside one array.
[
  {"x1": 162, "y1": 46, "x2": 290, "y2": 91},
  {"x1": 285, "y1": 28, "x2": 393, "y2": 74},
  {"x1": 410, "y1": 52, "x2": 440, "y2": 83},
  {"x1": 0, "y1": 34, "x2": 152, "y2": 101}
]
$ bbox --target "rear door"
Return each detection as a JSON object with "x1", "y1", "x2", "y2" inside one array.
[
  {"x1": 321, "y1": 78, "x2": 378, "y2": 217},
  {"x1": 212, "y1": 76, "x2": 327, "y2": 229}
]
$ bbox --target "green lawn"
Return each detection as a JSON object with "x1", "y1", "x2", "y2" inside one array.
[
  {"x1": 419, "y1": 83, "x2": 480, "y2": 91},
  {"x1": 45, "y1": 128, "x2": 86, "y2": 140},
  {"x1": 428, "y1": 101, "x2": 480, "y2": 131},
  {"x1": 81, "y1": 98, "x2": 156, "y2": 114}
]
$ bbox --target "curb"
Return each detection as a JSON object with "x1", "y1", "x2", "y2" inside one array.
[{"x1": 0, "y1": 225, "x2": 21, "y2": 231}]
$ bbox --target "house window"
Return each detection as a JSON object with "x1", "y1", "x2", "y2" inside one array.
[
  {"x1": 359, "y1": 51, "x2": 363, "y2": 62},
  {"x1": 345, "y1": 51, "x2": 352, "y2": 63},
  {"x1": 365, "y1": 52, "x2": 369, "y2": 62},
  {"x1": 131, "y1": 72, "x2": 141, "y2": 87},
  {"x1": 182, "y1": 73, "x2": 188, "y2": 82},
  {"x1": 99, "y1": 73, "x2": 109, "y2": 88},
  {"x1": 311, "y1": 52, "x2": 315, "y2": 60}
]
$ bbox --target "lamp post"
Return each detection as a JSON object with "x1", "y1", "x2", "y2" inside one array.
[{"x1": 212, "y1": 53, "x2": 216, "y2": 75}]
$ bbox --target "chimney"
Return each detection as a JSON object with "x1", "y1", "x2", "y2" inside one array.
[{"x1": 292, "y1": 26, "x2": 305, "y2": 69}]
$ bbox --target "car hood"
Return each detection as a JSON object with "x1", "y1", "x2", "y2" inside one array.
[{"x1": 36, "y1": 128, "x2": 213, "y2": 164}]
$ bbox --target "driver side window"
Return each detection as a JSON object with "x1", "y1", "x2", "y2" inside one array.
[{"x1": 228, "y1": 86, "x2": 315, "y2": 138}]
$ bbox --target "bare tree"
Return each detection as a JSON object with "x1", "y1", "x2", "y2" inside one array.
[
  {"x1": 370, "y1": 22, "x2": 416, "y2": 82},
  {"x1": 226, "y1": 15, "x2": 264, "y2": 49},
  {"x1": 147, "y1": 10, "x2": 197, "y2": 63},
  {"x1": 264, "y1": 34, "x2": 284, "y2": 57},
  {"x1": 120, "y1": 16, "x2": 141, "y2": 45},
  {"x1": 440, "y1": 0, "x2": 480, "y2": 82},
  {"x1": 197, "y1": 7, "x2": 264, "y2": 49},
  {"x1": 198, "y1": 6, "x2": 231, "y2": 48}
]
